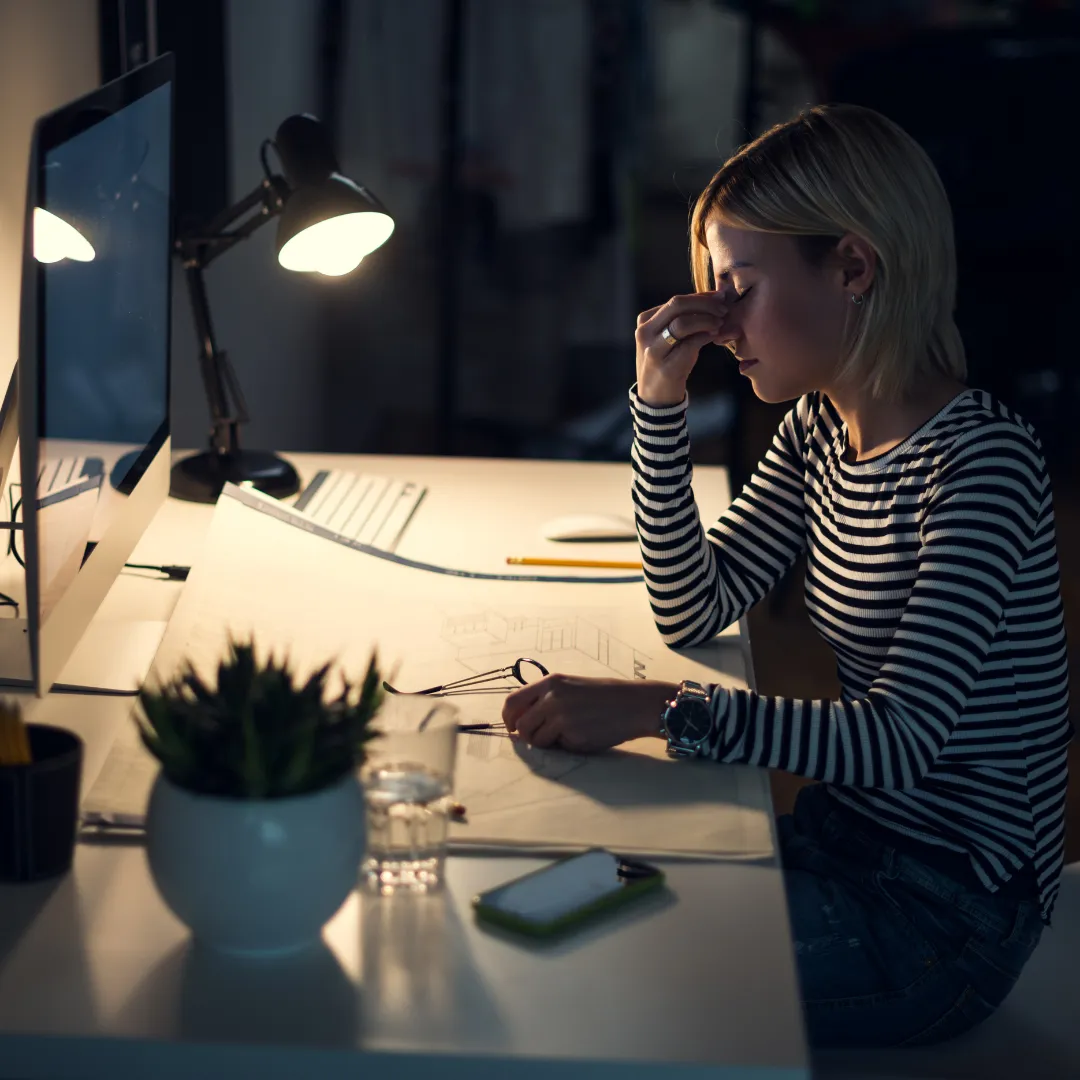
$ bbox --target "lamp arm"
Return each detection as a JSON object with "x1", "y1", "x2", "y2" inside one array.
[
  {"x1": 176, "y1": 175, "x2": 287, "y2": 269},
  {"x1": 182, "y1": 263, "x2": 247, "y2": 455},
  {"x1": 176, "y1": 176, "x2": 287, "y2": 457}
]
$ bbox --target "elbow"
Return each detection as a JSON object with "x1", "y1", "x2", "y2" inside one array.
[
  {"x1": 658, "y1": 614, "x2": 725, "y2": 650},
  {"x1": 861, "y1": 693, "x2": 949, "y2": 790}
]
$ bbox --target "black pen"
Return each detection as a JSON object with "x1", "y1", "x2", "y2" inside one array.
[
  {"x1": 78, "y1": 811, "x2": 147, "y2": 843},
  {"x1": 458, "y1": 722, "x2": 500, "y2": 732}
]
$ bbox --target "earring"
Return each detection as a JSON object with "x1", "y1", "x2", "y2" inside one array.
[{"x1": 851, "y1": 293, "x2": 865, "y2": 306}]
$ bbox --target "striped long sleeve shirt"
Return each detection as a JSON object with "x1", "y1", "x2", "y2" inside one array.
[{"x1": 630, "y1": 386, "x2": 1073, "y2": 922}]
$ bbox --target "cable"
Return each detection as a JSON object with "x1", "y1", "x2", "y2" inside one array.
[
  {"x1": 7, "y1": 488, "x2": 23, "y2": 569},
  {"x1": 6, "y1": 493, "x2": 189, "y2": 583},
  {"x1": 123, "y1": 563, "x2": 190, "y2": 581}
]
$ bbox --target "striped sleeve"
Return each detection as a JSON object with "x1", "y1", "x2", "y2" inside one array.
[
  {"x1": 704, "y1": 426, "x2": 1045, "y2": 788},
  {"x1": 629, "y1": 386, "x2": 809, "y2": 646}
]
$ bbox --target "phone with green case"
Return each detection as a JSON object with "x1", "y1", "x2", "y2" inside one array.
[{"x1": 472, "y1": 848, "x2": 665, "y2": 939}]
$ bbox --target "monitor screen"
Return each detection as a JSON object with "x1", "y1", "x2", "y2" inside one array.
[{"x1": 33, "y1": 80, "x2": 171, "y2": 625}]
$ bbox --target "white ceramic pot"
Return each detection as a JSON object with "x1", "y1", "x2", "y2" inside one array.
[{"x1": 146, "y1": 772, "x2": 365, "y2": 957}]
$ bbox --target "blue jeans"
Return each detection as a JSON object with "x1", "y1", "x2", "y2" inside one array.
[{"x1": 779, "y1": 783, "x2": 1044, "y2": 1049}]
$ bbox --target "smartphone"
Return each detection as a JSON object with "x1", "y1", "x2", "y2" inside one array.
[{"x1": 472, "y1": 848, "x2": 665, "y2": 939}]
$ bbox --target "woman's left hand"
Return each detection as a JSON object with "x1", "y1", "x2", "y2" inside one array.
[{"x1": 501, "y1": 674, "x2": 679, "y2": 753}]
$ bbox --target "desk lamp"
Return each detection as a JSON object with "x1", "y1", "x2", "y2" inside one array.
[{"x1": 171, "y1": 114, "x2": 394, "y2": 504}]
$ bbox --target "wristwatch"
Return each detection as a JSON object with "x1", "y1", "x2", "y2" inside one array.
[{"x1": 659, "y1": 680, "x2": 713, "y2": 758}]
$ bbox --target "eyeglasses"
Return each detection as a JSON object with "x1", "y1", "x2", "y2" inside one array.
[{"x1": 382, "y1": 656, "x2": 549, "y2": 697}]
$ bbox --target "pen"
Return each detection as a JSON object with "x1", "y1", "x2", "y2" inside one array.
[
  {"x1": 458, "y1": 723, "x2": 500, "y2": 732},
  {"x1": 80, "y1": 810, "x2": 146, "y2": 831},
  {"x1": 506, "y1": 557, "x2": 643, "y2": 570},
  {"x1": 78, "y1": 811, "x2": 148, "y2": 844}
]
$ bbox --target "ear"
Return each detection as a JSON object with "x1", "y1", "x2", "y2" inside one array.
[{"x1": 833, "y1": 233, "x2": 877, "y2": 299}]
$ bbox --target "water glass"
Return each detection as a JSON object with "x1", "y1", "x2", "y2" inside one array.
[{"x1": 360, "y1": 696, "x2": 459, "y2": 894}]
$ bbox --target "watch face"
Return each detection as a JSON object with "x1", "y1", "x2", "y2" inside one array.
[{"x1": 668, "y1": 696, "x2": 712, "y2": 745}]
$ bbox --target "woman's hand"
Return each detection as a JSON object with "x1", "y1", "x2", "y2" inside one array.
[
  {"x1": 502, "y1": 674, "x2": 679, "y2": 753},
  {"x1": 635, "y1": 291, "x2": 735, "y2": 407}
]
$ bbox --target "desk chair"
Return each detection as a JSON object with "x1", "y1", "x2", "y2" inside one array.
[{"x1": 813, "y1": 861, "x2": 1080, "y2": 1080}]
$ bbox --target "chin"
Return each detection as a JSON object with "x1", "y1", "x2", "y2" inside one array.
[
  {"x1": 748, "y1": 374, "x2": 810, "y2": 405},
  {"x1": 752, "y1": 387, "x2": 791, "y2": 405}
]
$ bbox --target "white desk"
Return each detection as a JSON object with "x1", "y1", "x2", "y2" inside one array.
[{"x1": 0, "y1": 454, "x2": 809, "y2": 1079}]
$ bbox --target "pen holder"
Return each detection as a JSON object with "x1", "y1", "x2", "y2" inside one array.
[{"x1": 0, "y1": 724, "x2": 84, "y2": 882}]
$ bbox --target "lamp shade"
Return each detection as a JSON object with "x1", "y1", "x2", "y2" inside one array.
[
  {"x1": 271, "y1": 114, "x2": 394, "y2": 277},
  {"x1": 276, "y1": 175, "x2": 394, "y2": 276}
]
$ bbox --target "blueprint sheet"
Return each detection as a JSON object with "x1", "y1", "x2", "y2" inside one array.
[{"x1": 88, "y1": 486, "x2": 773, "y2": 861}]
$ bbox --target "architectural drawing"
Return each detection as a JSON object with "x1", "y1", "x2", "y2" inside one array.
[{"x1": 440, "y1": 609, "x2": 649, "y2": 681}]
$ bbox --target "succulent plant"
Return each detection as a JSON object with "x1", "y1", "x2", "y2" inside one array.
[{"x1": 135, "y1": 638, "x2": 383, "y2": 799}]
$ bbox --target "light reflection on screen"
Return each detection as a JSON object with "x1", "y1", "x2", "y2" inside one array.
[{"x1": 36, "y1": 83, "x2": 171, "y2": 626}]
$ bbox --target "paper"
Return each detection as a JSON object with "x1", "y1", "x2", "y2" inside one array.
[
  {"x1": 86, "y1": 486, "x2": 771, "y2": 860},
  {"x1": 292, "y1": 470, "x2": 426, "y2": 553}
]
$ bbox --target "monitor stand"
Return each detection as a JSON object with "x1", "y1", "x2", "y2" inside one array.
[{"x1": 0, "y1": 616, "x2": 167, "y2": 695}]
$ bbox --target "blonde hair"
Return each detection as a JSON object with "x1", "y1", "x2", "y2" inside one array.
[{"x1": 689, "y1": 104, "x2": 965, "y2": 402}]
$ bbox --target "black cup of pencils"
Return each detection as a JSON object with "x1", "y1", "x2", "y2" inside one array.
[{"x1": 0, "y1": 707, "x2": 84, "y2": 883}]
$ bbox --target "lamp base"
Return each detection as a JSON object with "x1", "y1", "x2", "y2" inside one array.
[{"x1": 169, "y1": 449, "x2": 300, "y2": 504}]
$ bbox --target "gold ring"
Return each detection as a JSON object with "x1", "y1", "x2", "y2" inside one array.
[{"x1": 661, "y1": 325, "x2": 679, "y2": 346}]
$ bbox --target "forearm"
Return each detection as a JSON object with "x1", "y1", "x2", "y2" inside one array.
[
  {"x1": 702, "y1": 686, "x2": 944, "y2": 790},
  {"x1": 630, "y1": 388, "x2": 811, "y2": 649},
  {"x1": 629, "y1": 390, "x2": 727, "y2": 646}
]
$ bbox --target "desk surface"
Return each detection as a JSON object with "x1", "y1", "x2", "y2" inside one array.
[{"x1": 0, "y1": 453, "x2": 808, "y2": 1079}]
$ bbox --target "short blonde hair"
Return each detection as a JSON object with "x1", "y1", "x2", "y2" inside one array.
[{"x1": 689, "y1": 104, "x2": 965, "y2": 402}]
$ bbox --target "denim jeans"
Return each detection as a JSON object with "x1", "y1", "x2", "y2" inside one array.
[{"x1": 778, "y1": 783, "x2": 1045, "y2": 1049}]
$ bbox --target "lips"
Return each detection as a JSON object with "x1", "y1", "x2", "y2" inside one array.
[{"x1": 737, "y1": 358, "x2": 758, "y2": 374}]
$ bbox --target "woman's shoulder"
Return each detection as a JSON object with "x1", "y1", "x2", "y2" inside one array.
[
  {"x1": 935, "y1": 388, "x2": 1045, "y2": 458},
  {"x1": 928, "y1": 388, "x2": 1049, "y2": 492}
]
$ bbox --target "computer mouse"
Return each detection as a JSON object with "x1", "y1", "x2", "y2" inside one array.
[{"x1": 540, "y1": 513, "x2": 637, "y2": 542}]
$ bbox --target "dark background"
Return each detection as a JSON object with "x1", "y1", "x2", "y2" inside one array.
[{"x1": 99, "y1": 0, "x2": 1080, "y2": 854}]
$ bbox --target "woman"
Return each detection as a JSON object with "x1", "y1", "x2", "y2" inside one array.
[{"x1": 501, "y1": 104, "x2": 1072, "y2": 1048}]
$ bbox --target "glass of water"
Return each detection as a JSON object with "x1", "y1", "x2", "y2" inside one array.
[{"x1": 360, "y1": 696, "x2": 459, "y2": 894}]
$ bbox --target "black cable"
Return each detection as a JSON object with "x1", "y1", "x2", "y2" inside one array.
[
  {"x1": 123, "y1": 563, "x2": 190, "y2": 581},
  {"x1": 7, "y1": 488, "x2": 23, "y2": 569},
  {"x1": 7, "y1": 489, "x2": 189, "y2": 583}
]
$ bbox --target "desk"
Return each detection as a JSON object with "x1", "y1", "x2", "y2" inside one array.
[{"x1": 0, "y1": 453, "x2": 809, "y2": 1079}]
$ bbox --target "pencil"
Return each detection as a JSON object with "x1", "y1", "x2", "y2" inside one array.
[{"x1": 506, "y1": 557, "x2": 643, "y2": 570}]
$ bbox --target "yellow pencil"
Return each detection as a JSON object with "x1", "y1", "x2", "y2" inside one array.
[
  {"x1": 506, "y1": 557, "x2": 643, "y2": 570},
  {"x1": 0, "y1": 702, "x2": 31, "y2": 766}
]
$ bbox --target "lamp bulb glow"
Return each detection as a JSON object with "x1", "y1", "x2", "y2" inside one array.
[
  {"x1": 278, "y1": 211, "x2": 393, "y2": 275},
  {"x1": 315, "y1": 252, "x2": 365, "y2": 277},
  {"x1": 33, "y1": 208, "x2": 95, "y2": 264}
]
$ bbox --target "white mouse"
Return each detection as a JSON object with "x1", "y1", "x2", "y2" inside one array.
[{"x1": 540, "y1": 513, "x2": 637, "y2": 542}]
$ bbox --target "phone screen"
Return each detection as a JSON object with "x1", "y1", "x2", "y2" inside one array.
[{"x1": 477, "y1": 849, "x2": 660, "y2": 926}]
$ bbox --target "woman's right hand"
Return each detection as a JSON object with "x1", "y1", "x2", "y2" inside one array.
[{"x1": 634, "y1": 292, "x2": 734, "y2": 406}]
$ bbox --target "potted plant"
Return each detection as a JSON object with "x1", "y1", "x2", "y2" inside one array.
[{"x1": 136, "y1": 638, "x2": 383, "y2": 957}]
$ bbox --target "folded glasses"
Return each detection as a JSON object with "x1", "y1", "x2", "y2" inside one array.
[{"x1": 382, "y1": 656, "x2": 549, "y2": 697}]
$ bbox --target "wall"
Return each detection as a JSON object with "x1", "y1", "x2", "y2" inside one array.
[
  {"x1": 171, "y1": 0, "x2": 327, "y2": 455},
  {"x1": 0, "y1": 0, "x2": 100, "y2": 393}
]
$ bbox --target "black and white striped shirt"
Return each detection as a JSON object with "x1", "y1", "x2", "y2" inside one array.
[{"x1": 631, "y1": 386, "x2": 1073, "y2": 921}]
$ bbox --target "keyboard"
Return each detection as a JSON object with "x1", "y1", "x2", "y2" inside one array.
[{"x1": 292, "y1": 471, "x2": 427, "y2": 553}]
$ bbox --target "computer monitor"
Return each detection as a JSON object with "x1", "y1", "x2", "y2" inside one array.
[{"x1": 0, "y1": 54, "x2": 174, "y2": 695}]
